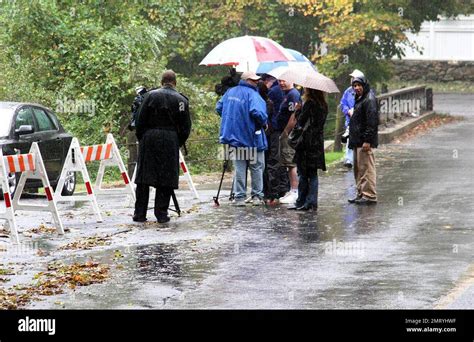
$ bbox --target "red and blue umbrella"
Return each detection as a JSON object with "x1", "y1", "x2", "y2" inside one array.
[
  {"x1": 256, "y1": 48, "x2": 317, "y2": 75},
  {"x1": 199, "y1": 36, "x2": 296, "y2": 72}
]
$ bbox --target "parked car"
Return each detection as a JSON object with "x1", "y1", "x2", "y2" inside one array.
[{"x1": 0, "y1": 102, "x2": 76, "y2": 197}]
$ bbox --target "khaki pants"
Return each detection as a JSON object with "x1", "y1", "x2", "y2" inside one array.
[{"x1": 353, "y1": 147, "x2": 377, "y2": 201}]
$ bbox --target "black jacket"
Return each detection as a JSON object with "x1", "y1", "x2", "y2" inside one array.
[
  {"x1": 348, "y1": 84, "x2": 379, "y2": 149},
  {"x1": 293, "y1": 99, "x2": 327, "y2": 176},
  {"x1": 134, "y1": 85, "x2": 192, "y2": 188}
]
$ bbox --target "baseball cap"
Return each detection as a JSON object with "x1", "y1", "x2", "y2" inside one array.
[{"x1": 241, "y1": 71, "x2": 261, "y2": 81}]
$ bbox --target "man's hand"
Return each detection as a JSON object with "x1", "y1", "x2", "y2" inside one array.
[
  {"x1": 348, "y1": 108, "x2": 354, "y2": 117},
  {"x1": 362, "y1": 142, "x2": 371, "y2": 152}
]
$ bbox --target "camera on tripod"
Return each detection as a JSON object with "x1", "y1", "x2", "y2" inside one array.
[{"x1": 215, "y1": 67, "x2": 241, "y2": 96}]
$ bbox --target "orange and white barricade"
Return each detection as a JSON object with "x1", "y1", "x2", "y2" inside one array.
[
  {"x1": 54, "y1": 138, "x2": 103, "y2": 222},
  {"x1": 1, "y1": 143, "x2": 64, "y2": 244},
  {"x1": 178, "y1": 150, "x2": 199, "y2": 200},
  {"x1": 130, "y1": 149, "x2": 199, "y2": 200},
  {"x1": 86, "y1": 134, "x2": 135, "y2": 202}
]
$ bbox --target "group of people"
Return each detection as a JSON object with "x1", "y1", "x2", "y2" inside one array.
[
  {"x1": 216, "y1": 68, "x2": 379, "y2": 211},
  {"x1": 216, "y1": 70, "x2": 328, "y2": 211},
  {"x1": 129, "y1": 66, "x2": 379, "y2": 223}
]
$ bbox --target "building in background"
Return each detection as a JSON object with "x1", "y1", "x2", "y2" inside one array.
[{"x1": 392, "y1": 15, "x2": 474, "y2": 82}]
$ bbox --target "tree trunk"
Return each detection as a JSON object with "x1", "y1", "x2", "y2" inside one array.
[{"x1": 333, "y1": 94, "x2": 344, "y2": 152}]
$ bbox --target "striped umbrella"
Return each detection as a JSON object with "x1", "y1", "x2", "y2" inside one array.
[
  {"x1": 199, "y1": 36, "x2": 296, "y2": 72},
  {"x1": 256, "y1": 48, "x2": 317, "y2": 74},
  {"x1": 268, "y1": 64, "x2": 340, "y2": 93}
]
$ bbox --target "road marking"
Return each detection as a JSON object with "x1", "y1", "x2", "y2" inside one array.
[{"x1": 435, "y1": 263, "x2": 474, "y2": 309}]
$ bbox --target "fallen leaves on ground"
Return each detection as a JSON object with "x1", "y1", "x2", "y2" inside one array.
[
  {"x1": 182, "y1": 205, "x2": 201, "y2": 214},
  {"x1": 36, "y1": 249, "x2": 50, "y2": 257},
  {"x1": 25, "y1": 224, "x2": 58, "y2": 235},
  {"x1": 0, "y1": 261, "x2": 110, "y2": 310},
  {"x1": 58, "y1": 235, "x2": 112, "y2": 250},
  {"x1": 0, "y1": 267, "x2": 15, "y2": 276},
  {"x1": 393, "y1": 115, "x2": 461, "y2": 144}
]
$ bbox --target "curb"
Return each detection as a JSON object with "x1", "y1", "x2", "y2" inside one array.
[{"x1": 378, "y1": 111, "x2": 436, "y2": 144}]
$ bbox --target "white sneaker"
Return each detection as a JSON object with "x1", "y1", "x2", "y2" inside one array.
[
  {"x1": 231, "y1": 199, "x2": 246, "y2": 206},
  {"x1": 252, "y1": 197, "x2": 265, "y2": 206},
  {"x1": 244, "y1": 196, "x2": 253, "y2": 204},
  {"x1": 279, "y1": 191, "x2": 298, "y2": 204}
]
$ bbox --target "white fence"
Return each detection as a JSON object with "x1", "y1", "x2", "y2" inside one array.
[{"x1": 397, "y1": 15, "x2": 474, "y2": 61}]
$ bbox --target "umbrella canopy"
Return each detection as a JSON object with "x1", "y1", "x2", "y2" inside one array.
[
  {"x1": 256, "y1": 48, "x2": 317, "y2": 74},
  {"x1": 199, "y1": 36, "x2": 296, "y2": 72},
  {"x1": 268, "y1": 64, "x2": 340, "y2": 93}
]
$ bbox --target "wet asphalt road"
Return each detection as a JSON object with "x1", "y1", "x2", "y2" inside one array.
[{"x1": 2, "y1": 93, "x2": 473, "y2": 309}]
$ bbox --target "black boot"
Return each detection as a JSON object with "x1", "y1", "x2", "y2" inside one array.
[
  {"x1": 132, "y1": 215, "x2": 147, "y2": 223},
  {"x1": 296, "y1": 204, "x2": 317, "y2": 211},
  {"x1": 348, "y1": 195, "x2": 362, "y2": 204},
  {"x1": 156, "y1": 211, "x2": 170, "y2": 223}
]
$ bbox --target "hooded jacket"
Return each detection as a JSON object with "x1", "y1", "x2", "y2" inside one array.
[
  {"x1": 216, "y1": 80, "x2": 268, "y2": 150},
  {"x1": 348, "y1": 77, "x2": 379, "y2": 149}
]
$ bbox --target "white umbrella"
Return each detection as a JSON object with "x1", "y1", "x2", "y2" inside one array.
[
  {"x1": 199, "y1": 36, "x2": 296, "y2": 72},
  {"x1": 268, "y1": 64, "x2": 340, "y2": 93}
]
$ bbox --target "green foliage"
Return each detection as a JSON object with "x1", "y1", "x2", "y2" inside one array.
[
  {"x1": 175, "y1": 77, "x2": 221, "y2": 174},
  {"x1": 147, "y1": 0, "x2": 316, "y2": 78},
  {"x1": 0, "y1": 1, "x2": 166, "y2": 145},
  {"x1": 1, "y1": 0, "x2": 471, "y2": 176}
]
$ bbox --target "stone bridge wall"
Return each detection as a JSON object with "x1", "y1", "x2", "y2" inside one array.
[{"x1": 391, "y1": 60, "x2": 474, "y2": 82}]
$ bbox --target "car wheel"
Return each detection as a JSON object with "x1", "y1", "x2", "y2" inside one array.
[
  {"x1": 61, "y1": 171, "x2": 76, "y2": 196},
  {"x1": 0, "y1": 173, "x2": 17, "y2": 200},
  {"x1": 8, "y1": 172, "x2": 17, "y2": 196}
]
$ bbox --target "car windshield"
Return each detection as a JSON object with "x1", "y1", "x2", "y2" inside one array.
[{"x1": 0, "y1": 108, "x2": 13, "y2": 137}]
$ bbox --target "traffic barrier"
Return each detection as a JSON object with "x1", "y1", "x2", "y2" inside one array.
[
  {"x1": 54, "y1": 138, "x2": 103, "y2": 222},
  {"x1": 178, "y1": 150, "x2": 200, "y2": 200},
  {"x1": 1, "y1": 143, "x2": 64, "y2": 244},
  {"x1": 87, "y1": 134, "x2": 136, "y2": 203},
  {"x1": 130, "y1": 149, "x2": 199, "y2": 201}
]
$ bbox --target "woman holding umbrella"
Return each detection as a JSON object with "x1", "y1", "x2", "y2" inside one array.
[
  {"x1": 288, "y1": 88, "x2": 328, "y2": 211},
  {"x1": 267, "y1": 64, "x2": 339, "y2": 211}
]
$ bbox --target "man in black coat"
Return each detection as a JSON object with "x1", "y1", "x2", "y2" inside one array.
[
  {"x1": 133, "y1": 70, "x2": 191, "y2": 222},
  {"x1": 348, "y1": 75, "x2": 378, "y2": 204}
]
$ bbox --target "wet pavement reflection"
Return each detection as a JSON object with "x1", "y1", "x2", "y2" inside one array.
[{"x1": 22, "y1": 94, "x2": 474, "y2": 309}]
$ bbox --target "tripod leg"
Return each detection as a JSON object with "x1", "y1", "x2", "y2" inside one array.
[
  {"x1": 171, "y1": 190, "x2": 181, "y2": 216},
  {"x1": 214, "y1": 159, "x2": 228, "y2": 206}
]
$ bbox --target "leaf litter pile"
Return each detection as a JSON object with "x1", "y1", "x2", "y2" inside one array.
[
  {"x1": 59, "y1": 235, "x2": 112, "y2": 250},
  {"x1": 0, "y1": 261, "x2": 109, "y2": 309},
  {"x1": 26, "y1": 224, "x2": 58, "y2": 235},
  {"x1": 393, "y1": 115, "x2": 461, "y2": 143}
]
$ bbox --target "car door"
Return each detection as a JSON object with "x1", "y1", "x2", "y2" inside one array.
[
  {"x1": 31, "y1": 106, "x2": 64, "y2": 181},
  {"x1": 10, "y1": 106, "x2": 38, "y2": 155}
]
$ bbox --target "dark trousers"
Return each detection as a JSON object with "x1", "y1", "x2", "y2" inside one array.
[
  {"x1": 264, "y1": 131, "x2": 290, "y2": 199},
  {"x1": 134, "y1": 184, "x2": 172, "y2": 219}
]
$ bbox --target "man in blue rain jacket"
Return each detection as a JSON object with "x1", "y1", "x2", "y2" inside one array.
[{"x1": 216, "y1": 71, "x2": 268, "y2": 205}]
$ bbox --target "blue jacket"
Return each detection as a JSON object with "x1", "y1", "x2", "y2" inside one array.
[
  {"x1": 216, "y1": 80, "x2": 268, "y2": 151},
  {"x1": 268, "y1": 81, "x2": 283, "y2": 129},
  {"x1": 340, "y1": 86, "x2": 355, "y2": 128}
]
